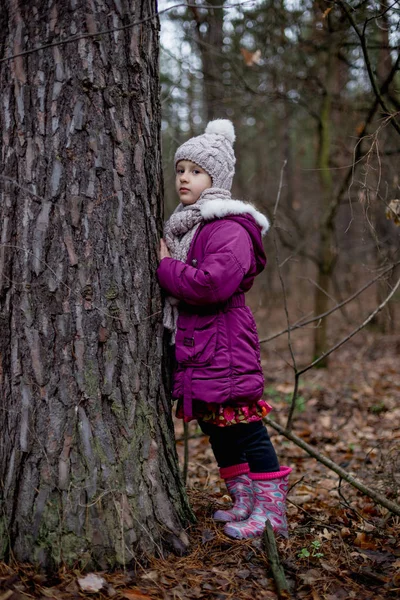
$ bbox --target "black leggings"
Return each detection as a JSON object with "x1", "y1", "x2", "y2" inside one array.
[{"x1": 198, "y1": 419, "x2": 280, "y2": 473}]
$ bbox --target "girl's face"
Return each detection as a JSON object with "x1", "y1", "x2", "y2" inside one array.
[{"x1": 175, "y1": 160, "x2": 212, "y2": 205}]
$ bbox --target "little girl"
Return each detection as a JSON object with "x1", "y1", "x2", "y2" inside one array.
[{"x1": 157, "y1": 120, "x2": 291, "y2": 539}]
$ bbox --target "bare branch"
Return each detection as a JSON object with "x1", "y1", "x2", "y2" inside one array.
[
  {"x1": 336, "y1": 0, "x2": 400, "y2": 136},
  {"x1": 262, "y1": 521, "x2": 291, "y2": 598},
  {"x1": 0, "y1": 2, "x2": 252, "y2": 64},
  {"x1": 286, "y1": 373, "x2": 300, "y2": 432},
  {"x1": 268, "y1": 160, "x2": 307, "y2": 431},
  {"x1": 265, "y1": 416, "x2": 400, "y2": 517},
  {"x1": 260, "y1": 261, "x2": 400, "y2": 344},
  {"x1": 297, "y1": 274, "x2": 400, "y2": 376},
  {"x1": 183, "y1": 421, "x2": 189, "y2": 484},
  {"x1": 273, "y1": 160, "x2": 287, "y2": 219}
]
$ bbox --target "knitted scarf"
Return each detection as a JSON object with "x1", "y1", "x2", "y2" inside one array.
[{"x1": 163, "y1": 187, "x2": 231, "y2": 342}]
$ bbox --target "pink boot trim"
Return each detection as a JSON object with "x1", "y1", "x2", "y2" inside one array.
[
  {"x1": 249, "y1": 465, "x2": 292, "y2": 481},
  {"x1": 220, "y1": 463, "x2": 250, "y2": 479}
]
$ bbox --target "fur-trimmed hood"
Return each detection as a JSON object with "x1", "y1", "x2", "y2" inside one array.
[
  {"x1": 199, "y1": 199, "x2": 270, "y2": 236},
  {"x1": 196, "y1": 197, "x2": 268, "y2": 278}
]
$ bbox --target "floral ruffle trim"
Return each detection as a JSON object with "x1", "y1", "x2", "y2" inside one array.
[{"x1": 176, "y1": 399, "x2": 272, "y2": 427}]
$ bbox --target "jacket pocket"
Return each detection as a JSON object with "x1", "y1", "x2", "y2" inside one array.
[
  {"x1": 175, "y1": 313, "x2": 218, "y2": 366},
  {"x1": 246, "y1": 307, "x2": 262, "y2": 363}
]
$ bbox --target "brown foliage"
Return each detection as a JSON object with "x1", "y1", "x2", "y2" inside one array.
[{"x1": 1, "y1": 326, "x2": 399, "y2": 598}]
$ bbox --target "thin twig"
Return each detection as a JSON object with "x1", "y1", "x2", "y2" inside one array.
[
  {"x1": 0, "y1": 175, "x2": 46, "y2": 203},
  {"x1": 0, "y1": 2, "x2": 253, "y2": 64},
  {"x1": 336, "y1": 0, "x2": 400, "y2": 136},
  {"x1": 265, "y1": 417, "x2": 400, "y2": 517},
  {"x1": 332, "y1": 51, "x2": 400, "y2": 221},
  {"x1": 297, "y1": 274, "x2": 400, "y2": 376},
  {"x1": 183, "y1": 421, "x2": 189, "y2": 484},
  {"x1": 285, "y1": 373, "x2": 300, "y2": 432},
  {"x1": 271, "y1": 160, "x2": 300, "y2": 431},
  {"x1": 259, "y1": 261, "x2": 400, "y2": 344},
  {"x1": 273, "y1": 160, "x2": 287, "y2": 219}
]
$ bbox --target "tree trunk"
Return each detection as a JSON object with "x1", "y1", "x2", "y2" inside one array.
[
  {"x1": 313, "y1": 26, "x2": 336, "y2": 367},
  {"x1": 374, "y1": 0, "x2": 398, "y2": 333},
  {"x1": 191, "y1": 0, "x2": 226, "y2": 121},
  {"x1": 0, "y1": 0, "x2": 192, "y2": 569}
]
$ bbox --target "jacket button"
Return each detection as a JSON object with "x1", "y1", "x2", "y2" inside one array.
[{"x1": 191, "y1": 259, "x2": 198, "y2": 267}]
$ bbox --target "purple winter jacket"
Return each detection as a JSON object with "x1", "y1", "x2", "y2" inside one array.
[{"x1": 157, "y1": 212, "x2": 267, "y2": 419}]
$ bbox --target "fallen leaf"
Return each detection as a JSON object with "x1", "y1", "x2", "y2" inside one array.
[
  {"x1": 340, "y1": 527, "x2": 351, "y2": 538},
  {"x1": 319, "y1": 415, "x2": 331, "y2": 429},
  {"x1": 140, "y1": 571, "x2": 159, "y2": 582},
  {"x1": 41, "y1": 587, "x2": 64, "y2": 598},
  {"x1": 319, "y1": 528, "x2": 333, "y2": 540},
  {"x1": 237, "y1": 569, "x2": 250, "y2": 579},
  {"x1": 221, "y1": 494, "x2": 231, "y2": 504},
  {"x1": 320, "y1": 560, "x2": 337, "y2": 572},
  {"x1": 361, "y1": 522, "x2": 375, "y2": 533},
  {"x1": 299, "y1": 569, "x2": 321, "y2": 585},
  {"x1": 324, "y1": 589, "x2": 349, "y2": 600},
  {"x1": 393, "y1": 571, "x2": 400, "y2": 586},
  {"x1": 386, "y1": 199, "x2": 400, "y2": 225},
  {"x1": 290, "y1": 483, "x2": 314, "y2": 505},
  {"x1": 240, "y1": 48, "x2": 262, "y2": 66},
  {"x1": 202, "y1": 583, "x2": 215, "y2": 590},
  {"x1": 64, "y1": 581, "x2": 80, "y2": 594},
  {"x1": 201, "y1": 529, "x2": 215, "y2": 543},
  {"x1": 354, "y1": 532, "x2": 377, "y2": 550},
  {"x1": 120, "y1": 591, "x2": 152, "y2": 600},
  {"x1": 77, "y1": 574, "x2": 106, "y2": 593},
  {"x1": 275, "y1": 383, "x2": 293, "y2": 394}
]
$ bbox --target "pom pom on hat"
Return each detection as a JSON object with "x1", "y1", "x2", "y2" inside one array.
[{"x1": 205, "y1": 119, "x2": 236, "y2": 144}]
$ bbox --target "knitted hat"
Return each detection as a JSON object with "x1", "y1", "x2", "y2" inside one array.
[{"x1": 174, "y1": 119, "x2": 236, "y2": 191}]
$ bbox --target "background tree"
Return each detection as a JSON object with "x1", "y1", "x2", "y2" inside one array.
[{"x1": 0, "y1": 0, "x2": 192, "y2": 569}]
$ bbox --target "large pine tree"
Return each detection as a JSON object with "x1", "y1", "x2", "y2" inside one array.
[{"x1": 0, "y1": 0, "x2": 191, "y2": 568}]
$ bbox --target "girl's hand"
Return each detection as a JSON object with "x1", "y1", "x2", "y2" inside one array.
[{"x1": 160, "y1": 238, "x2": 171, "y2": 261}]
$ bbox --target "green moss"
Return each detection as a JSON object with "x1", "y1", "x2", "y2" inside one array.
[
  {"x1": 30, "y1": 494, "x2": 93, "y2": 568},
  {"x1": 0, "y1": 516, "x2": 9, "y2": 559},
  {"x1": 92, "y1": 435, "x2": 109, "y2": 465},
  {"x1": 84, "y1": 360, "x2": 99, "y2": 398},
  {"x1": 60, "y1": 532, "x2": 88, "y2": 565},
  {"x1": 33, "y1": 496, "x2": 62, "y2": 564},
  {"x1": 105, "y1": 286, "x2": 119, "y2": 300},
  {"x1": 108, "y1": 301, "x2": 120, "y2": 316},
  {"x1": 111, "y1": 400, "x2": 124, "y2": 418}
]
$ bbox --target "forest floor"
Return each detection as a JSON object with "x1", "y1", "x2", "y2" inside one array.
[
  {"x1": 1, "y1": 302, "x2": 400, "y2": 599},
  {"x1": 156, "y1": 318, "x2": 400, "y2": 600}
]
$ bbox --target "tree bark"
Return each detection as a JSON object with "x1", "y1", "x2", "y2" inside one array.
[
  {"x1": 313, "y1": 22, "x2": 337, "y2": 367},
  {"x1": 191, "y1": 0, "x2": 226, "y2": 121},
  {"x1": 0, "y1": 0, "x2": 192, "y2": 569},
  {"x1": 374, "y1": 0, "x2": 398, "y2": 334}
]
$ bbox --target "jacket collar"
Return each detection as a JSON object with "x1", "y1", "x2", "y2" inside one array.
[{"x1": 199, "y1": 199, "x2": 270, "y2": 235}]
